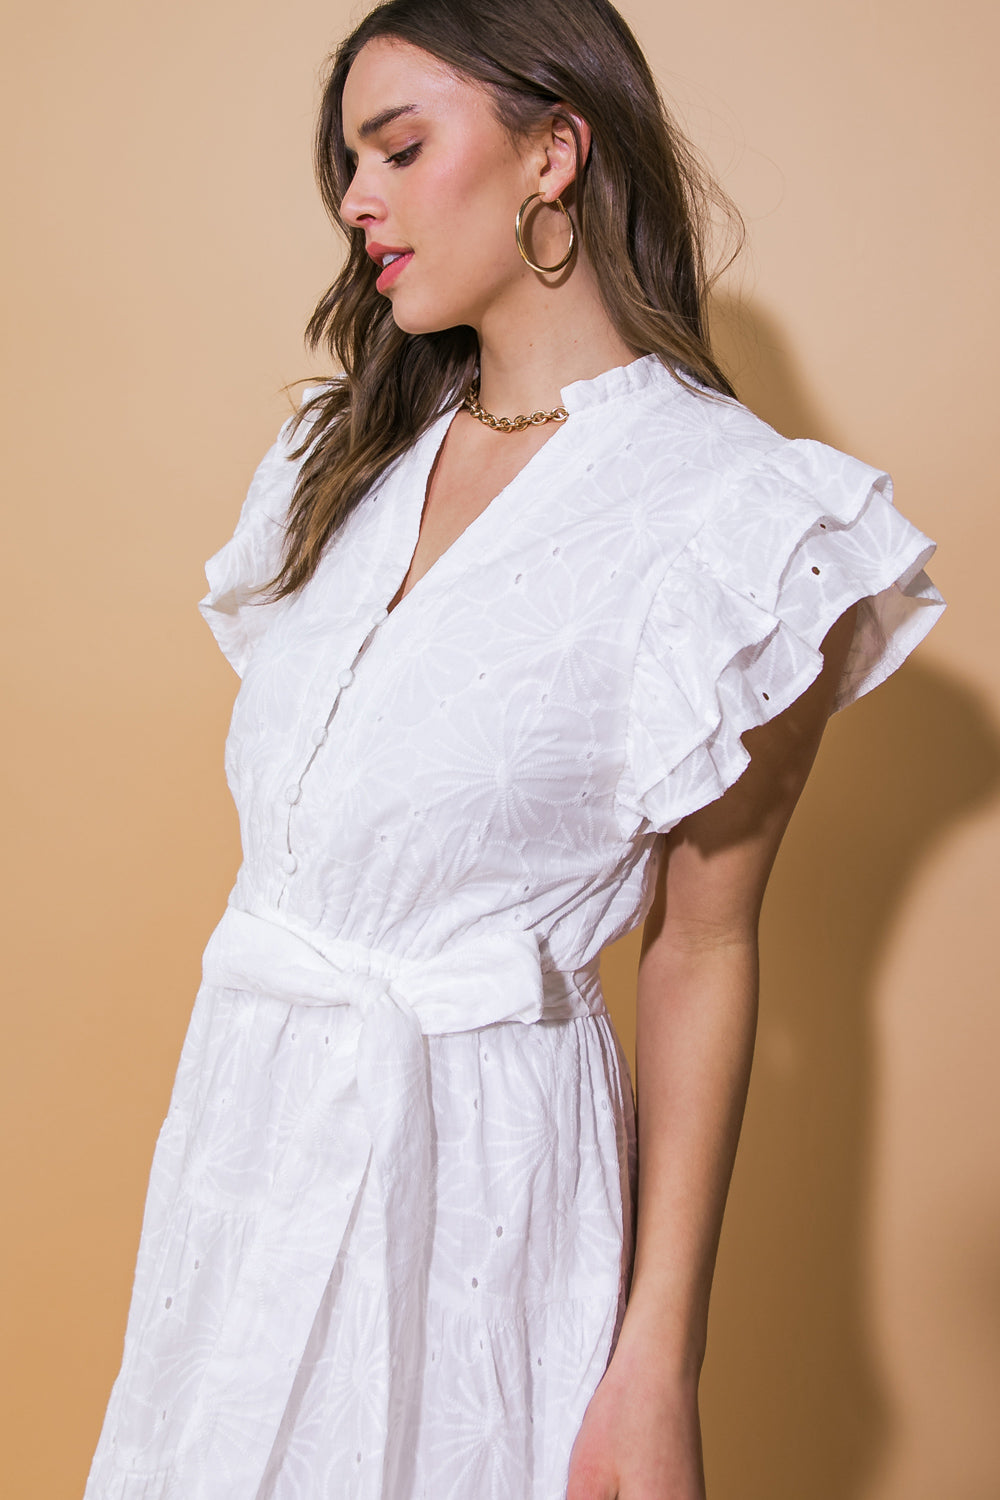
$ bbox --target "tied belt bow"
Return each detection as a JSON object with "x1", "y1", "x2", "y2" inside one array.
[{"x1": 170, "y1": 904, "x2": 605, "y2": 1499}]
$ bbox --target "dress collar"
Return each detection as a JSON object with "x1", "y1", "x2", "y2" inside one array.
[{"x1": 558, "y1": 352, "x2": 684, "y2": 414}]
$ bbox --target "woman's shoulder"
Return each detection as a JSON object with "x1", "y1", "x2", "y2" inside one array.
[
  {"x1": 600, "y1": 359, "x2": 942, "y2": 606},
  {"x1": 197, "y1": 384, "x2": 335, "y2": 678},
  {"x1": 612, "y1": 366, "x2": 945, "y2": 836},
  {"x1": 613, "y1": 358, "x2": 884, "y2": 512},
  {"x1": 566, "y1": 358, "x2": 912, "y2": 587}
]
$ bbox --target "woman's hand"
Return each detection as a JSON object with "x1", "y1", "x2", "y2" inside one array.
[{"x1": 565, "y1": 1318, "x2": 706, "y2": 1500}]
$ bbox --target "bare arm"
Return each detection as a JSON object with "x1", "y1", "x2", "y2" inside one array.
[{"x1": 567, "y1": 603, "x2": 859, "y2": 1500}]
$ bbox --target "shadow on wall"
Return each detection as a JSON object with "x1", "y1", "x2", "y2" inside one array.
[
  {"x1": 600, "y1": 295, "x2": 1000, "y2": 1500},
  {"x1": 710, "y1": 291, "x2": 837, "y2": 443},
  {"x1": 702, "y1": 658, "x2": 999, "y2": 1500}
]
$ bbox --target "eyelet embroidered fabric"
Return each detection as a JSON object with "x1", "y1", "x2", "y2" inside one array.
[{"x1": 84, "y1": 355, "x2": 944, "y2": 1500}]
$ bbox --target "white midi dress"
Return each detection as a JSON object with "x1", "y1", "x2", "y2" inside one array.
[{"x1": 84, "y1": 354, "x2": 944, "y2": 1500}]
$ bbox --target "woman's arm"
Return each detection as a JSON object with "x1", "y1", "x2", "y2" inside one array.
[{"x1": 567, "y1": 603, "x2": 859, "y2": 1500}]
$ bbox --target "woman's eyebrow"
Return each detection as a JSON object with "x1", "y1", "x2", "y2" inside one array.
[{"x1": 354, "y1": 103, "x2": 421, "y2": 142}]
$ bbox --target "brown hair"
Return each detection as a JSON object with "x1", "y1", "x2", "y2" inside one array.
[{"x1": 267, "y1": 0, "x2": 743, "y2": 599}]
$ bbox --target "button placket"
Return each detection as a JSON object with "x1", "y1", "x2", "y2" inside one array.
[
  {"x1": 266, "y1": 458, "x2": 401, "y2": 899},
  {"x1": 279, "y1": 611, "x2": 385, "y2": 893}
]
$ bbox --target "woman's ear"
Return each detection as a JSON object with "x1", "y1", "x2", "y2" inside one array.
[{"x1": 537, "y1": 108, "x2": 591, "y2": 201}]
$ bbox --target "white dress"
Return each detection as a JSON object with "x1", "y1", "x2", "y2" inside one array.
[{"x1": 84, "y1": 354, "x2": 944, "y2": 1500}]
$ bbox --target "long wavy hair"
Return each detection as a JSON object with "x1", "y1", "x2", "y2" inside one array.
[{"x1": 266, "y1": 0, "x2": 743, "y2": 599}]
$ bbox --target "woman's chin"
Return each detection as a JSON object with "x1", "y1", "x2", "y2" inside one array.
[{"x1": 388, "y1": 295, "x2": 472, "y2": 338}]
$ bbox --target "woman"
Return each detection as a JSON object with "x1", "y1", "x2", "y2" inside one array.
[{"x1": 84, "y1": 1, "x2": 944, "y2": 1497}]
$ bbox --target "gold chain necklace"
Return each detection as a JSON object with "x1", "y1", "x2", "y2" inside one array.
[{"x1": 461, "y1": 379, "x2": 568, "y2": 434}]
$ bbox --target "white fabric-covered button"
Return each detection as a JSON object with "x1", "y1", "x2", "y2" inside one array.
[
  {"x1": 281, "y1": 853, "x2": 297, "y2": 875},
  {"x1": 310, "y1": 726, "x2": 328, "y2": 747},
  {"x1": 338, "y1": 668, "x2": 355, "y2": 688},
  {"x1": 371, "y1": 606, "x2": 388, "y2": 625},
  {"x1": 284, "y1": 785, "x2": 300, "y2": 804}
]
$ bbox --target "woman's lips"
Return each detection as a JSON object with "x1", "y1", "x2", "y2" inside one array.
[{"x1": 376, "y1": 251, "x2": 414, "y2": 293}]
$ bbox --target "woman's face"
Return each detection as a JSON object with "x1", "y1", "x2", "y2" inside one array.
[{"x1": 339, "y1": 38, "x2": 541, "y2": 335}]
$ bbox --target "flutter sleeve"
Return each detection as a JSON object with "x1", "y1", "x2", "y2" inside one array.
[
  {"x1": 616, "y1": 437, "x2": 945, "y2": 836},
  {"x1": 198, "y1": 387, "x2": 328, "y2": 677}
]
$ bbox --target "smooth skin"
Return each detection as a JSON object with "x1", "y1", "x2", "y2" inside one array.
[{"x1": 341, "y1": 36, "x2": 859, "y2": 1500}]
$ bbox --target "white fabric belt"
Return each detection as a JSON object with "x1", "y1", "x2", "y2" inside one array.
[{"x1": 171, "y1": 904, "x2": 606, "y2": 1500}]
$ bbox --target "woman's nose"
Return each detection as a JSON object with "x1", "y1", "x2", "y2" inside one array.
[{"x1": 339, "y1": 169, "x2": 383, "y2": 231}]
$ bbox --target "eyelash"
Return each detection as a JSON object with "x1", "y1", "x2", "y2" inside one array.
[{"x1": 383, "y1": 143, "x2": 422, "y2": 168}]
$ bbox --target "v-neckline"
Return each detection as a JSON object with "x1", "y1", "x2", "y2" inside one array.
[
  {"x1": 381, "y1": 401, "x2": 573, "y2": 622},
  {"x1": 376, "y1": 353, "x2": 669, "y2": 623}
]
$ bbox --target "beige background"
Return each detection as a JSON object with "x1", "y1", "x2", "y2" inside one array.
[{"x1": 2, "y1": 2, "x2": 996, "y2": 1497}]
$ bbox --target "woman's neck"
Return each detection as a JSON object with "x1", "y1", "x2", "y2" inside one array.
[{"x1": 473, "y1": 254, "x2": 639, "y2": 417}]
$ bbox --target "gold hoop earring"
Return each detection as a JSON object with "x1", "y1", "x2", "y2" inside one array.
[{"x1": 515, "y1": 192, "x2": 576, "y2": 274}]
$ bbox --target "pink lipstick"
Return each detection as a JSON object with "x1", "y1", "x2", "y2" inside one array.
[{"x1": 375, "y1": 251, "x2": 413, "y2": 292}]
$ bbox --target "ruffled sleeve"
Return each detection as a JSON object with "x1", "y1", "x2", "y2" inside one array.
[
  {"x1": 198, "y1": 389, "x2": 327, "y2": 677},
  {"x1": 616, "y1": 437, "x2": 945, "y2": 836}
]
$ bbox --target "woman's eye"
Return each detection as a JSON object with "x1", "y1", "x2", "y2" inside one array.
[{"x1": 384, "y1": 143, "x2": 422, "y2": 168}]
